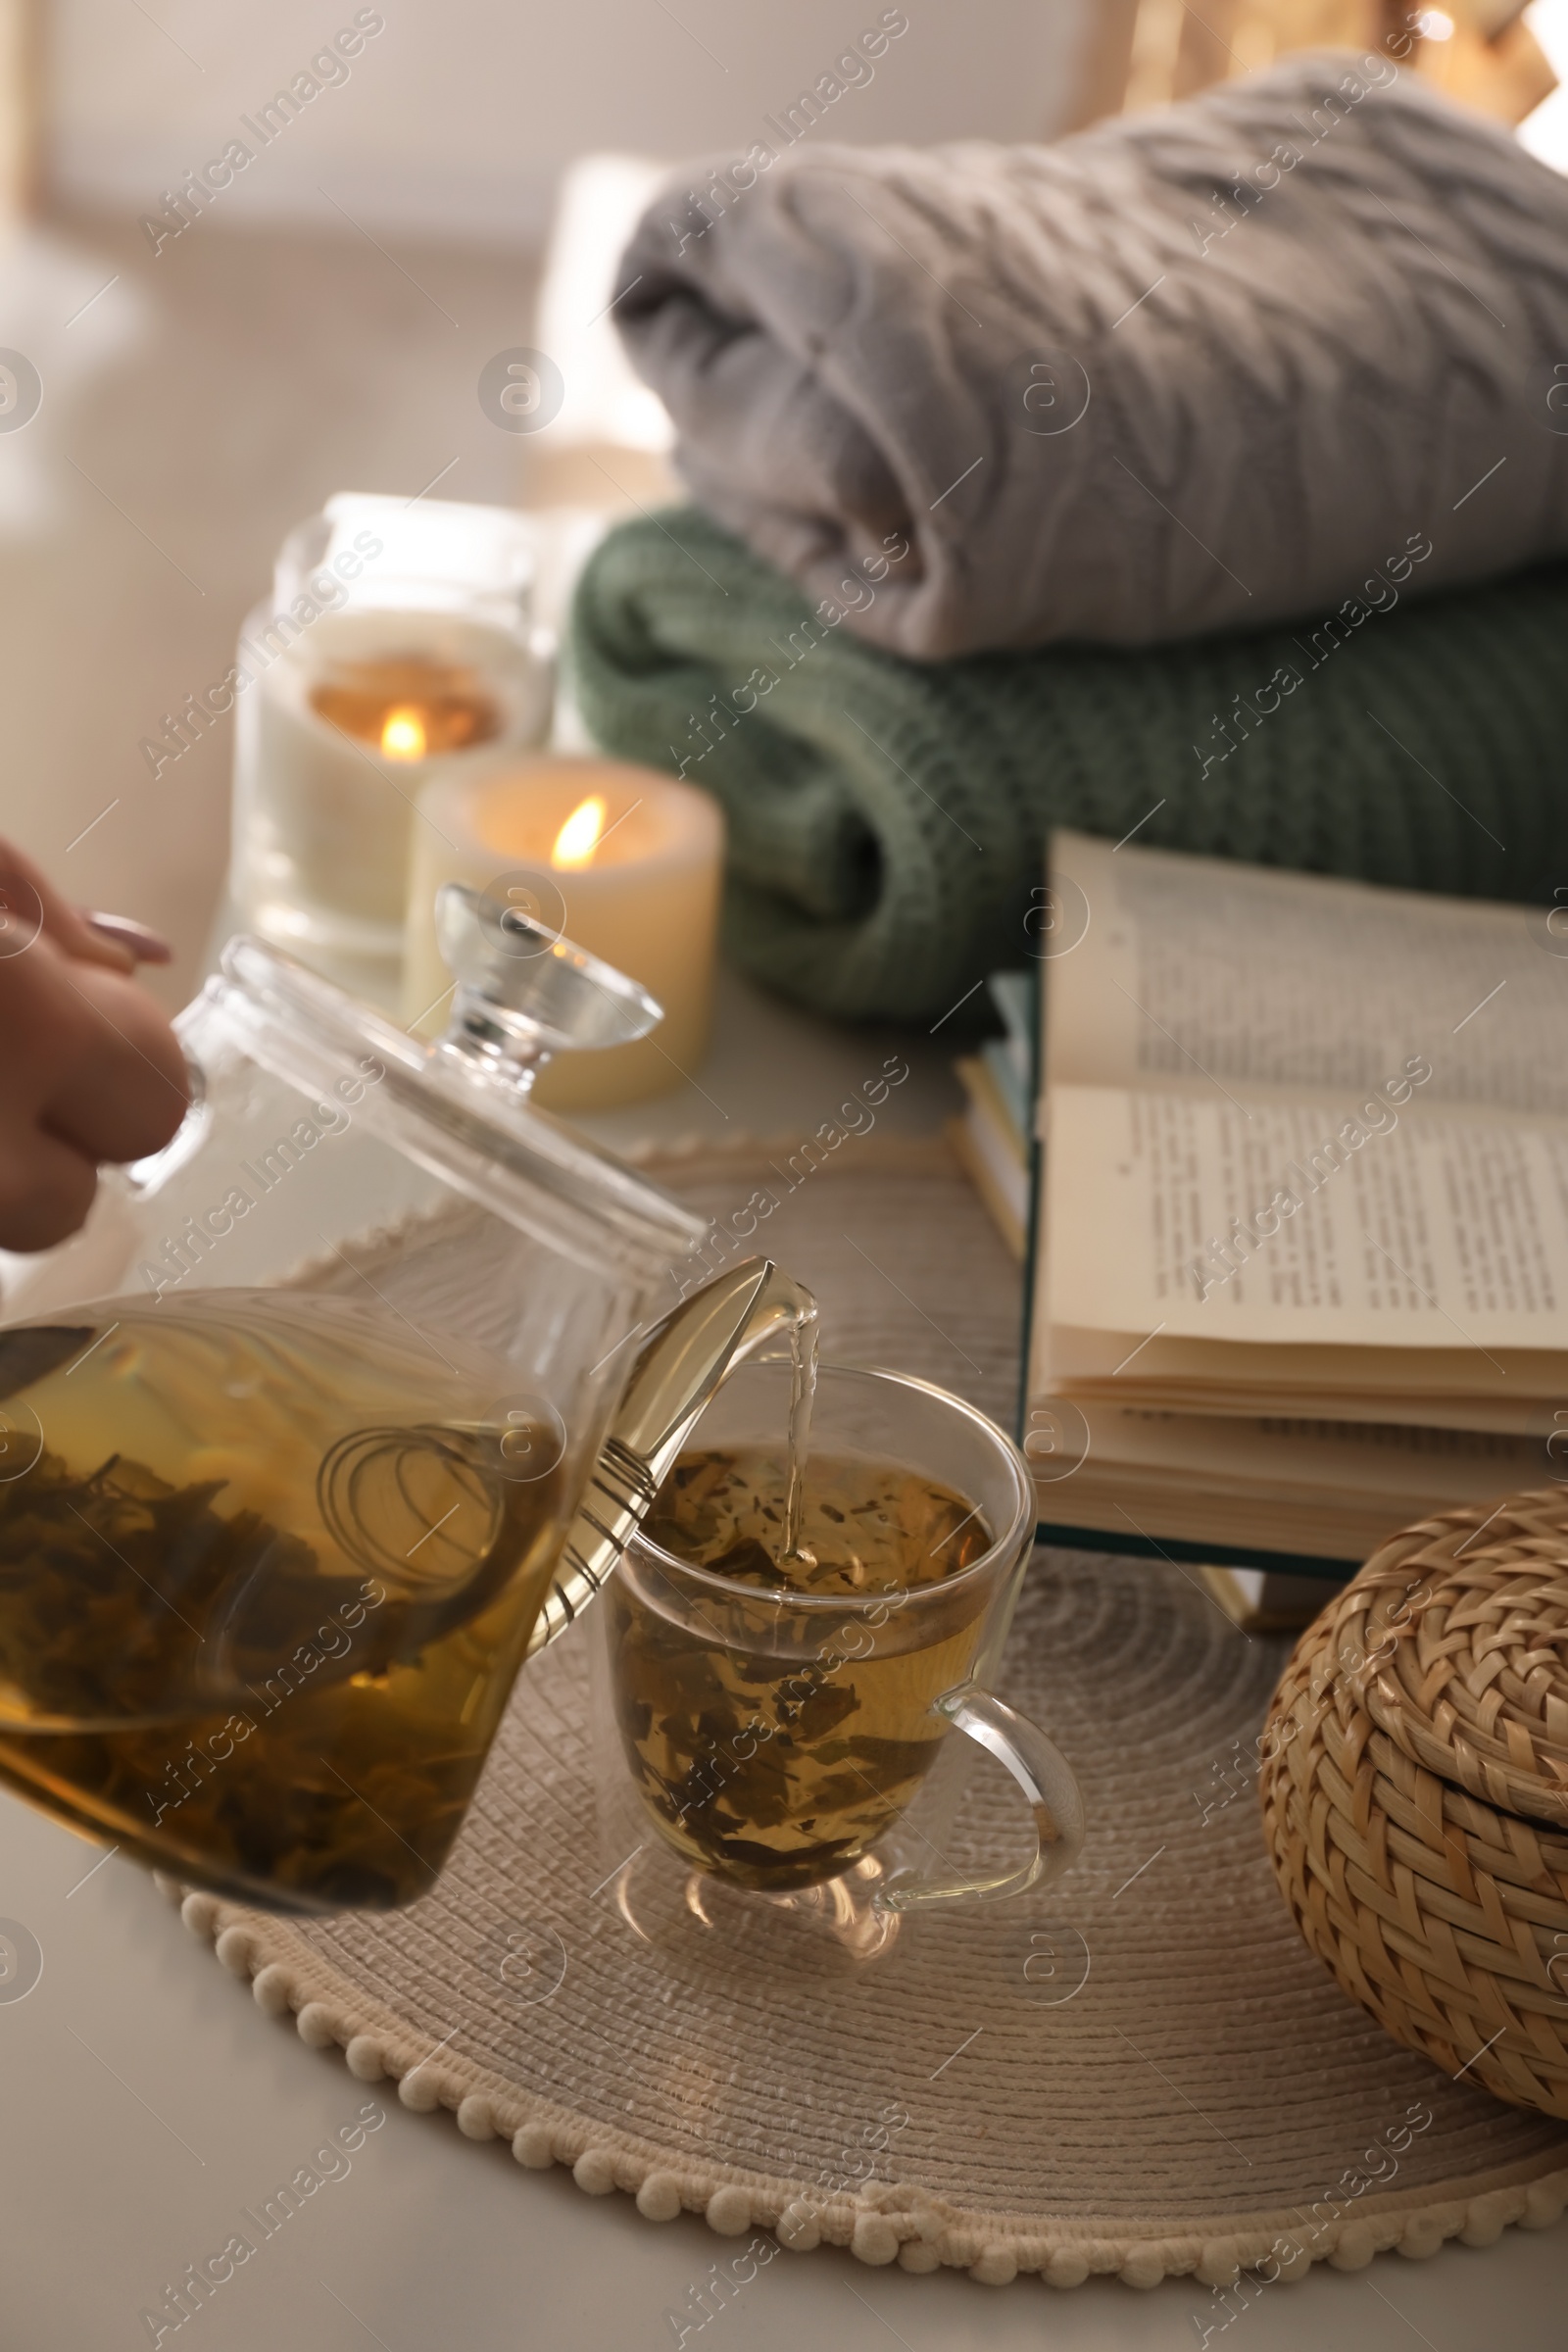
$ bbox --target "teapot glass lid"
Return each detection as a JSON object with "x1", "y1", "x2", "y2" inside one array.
[{"x1": 184, "y1": 931, "x2": 706, "y2": 1286}]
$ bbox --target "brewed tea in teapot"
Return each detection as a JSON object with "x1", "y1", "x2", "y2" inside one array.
[{"x1": 0, "y1": 1291, "x2": 571, "y2": 1910}]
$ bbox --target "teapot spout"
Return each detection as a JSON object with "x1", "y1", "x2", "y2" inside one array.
[{"x1": 525, "y1": 1257, "x2": 815, "y2": 1656}]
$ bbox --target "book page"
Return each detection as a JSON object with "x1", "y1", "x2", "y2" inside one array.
[
  {"x1": 1044, "y1": 1081, "x2": 1568, "y2": 1353},
  {"x1": 1044, "y1": 830, "x2": 1568, "y2": 1115}
]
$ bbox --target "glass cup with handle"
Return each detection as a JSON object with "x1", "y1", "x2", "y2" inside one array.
[{"x1": 595, "y1": 1359, "x2": 1086, "y2": 1956}]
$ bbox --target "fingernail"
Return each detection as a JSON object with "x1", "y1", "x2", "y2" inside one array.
[{"x1": 83, "y1": 911, "x2": 173, "y2": 964}]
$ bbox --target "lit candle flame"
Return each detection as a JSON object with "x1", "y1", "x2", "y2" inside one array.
[
  {"x1": 380, "y1": 707, "x2": 428, "y2": 760},
  {"x1": 551, "y1": 794, "x2": 609, "y2": 870}
]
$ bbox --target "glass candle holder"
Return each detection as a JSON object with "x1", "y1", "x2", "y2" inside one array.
[{"x1": 228, "y1": 492, "x2": 555, "y2": 1007}]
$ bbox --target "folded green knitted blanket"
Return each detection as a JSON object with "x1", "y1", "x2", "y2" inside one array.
[{"x1": 569, "y1": 508, "x2": 1568, "y2": 1024}]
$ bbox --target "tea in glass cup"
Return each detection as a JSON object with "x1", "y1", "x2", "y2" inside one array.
[{"x1": 601, "y1": 1363, "x2": 1085, "y2": 1913}]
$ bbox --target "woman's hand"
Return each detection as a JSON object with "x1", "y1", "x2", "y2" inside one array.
[{"x1": 0, "y1": 838, "x2": 189, "y2": 1251}]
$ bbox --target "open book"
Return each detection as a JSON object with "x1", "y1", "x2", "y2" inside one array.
[{"x1": 1027, "y1": 831, "x2": 1568, "y2": 1566}]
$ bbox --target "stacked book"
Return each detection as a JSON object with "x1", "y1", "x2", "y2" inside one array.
[
  {"x1": 956, "y1": 831, "x2": 1568, "y2": 1622},
  {"x1": 949, "y1": 973, "x2": 1034, "y2": 1261}
]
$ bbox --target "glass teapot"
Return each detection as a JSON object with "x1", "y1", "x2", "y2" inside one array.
[{"x1": 0, "y1": 891, "x2": 810, "y2": 1915}]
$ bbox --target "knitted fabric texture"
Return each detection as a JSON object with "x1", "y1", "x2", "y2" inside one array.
[
  {"x1": 614, "y1": 54, "x2": 1568, "y2": 659},
  {"x1": 568, "y1": 508, "x2": 1568, "y2": 1024}
]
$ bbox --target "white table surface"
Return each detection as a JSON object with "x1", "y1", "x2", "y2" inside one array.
[{"x1": 3, "y1": 969, "x2": 1564, "y2": 2351}]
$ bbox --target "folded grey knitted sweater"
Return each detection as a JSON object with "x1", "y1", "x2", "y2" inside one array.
[{"x1": 614, "y1": 53, "x2": 1568, "y2": 658}]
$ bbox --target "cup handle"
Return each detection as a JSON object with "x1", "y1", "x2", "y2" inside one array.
[{"x1": 877, "y1": 1686, "x2": 1086, "y2": 1913}]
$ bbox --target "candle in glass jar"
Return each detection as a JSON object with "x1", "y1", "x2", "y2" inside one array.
[
  {"x1": 228, "y1": 494, "x2": 552, "y2": 1010},
  {"x1": 233, "y1": 613, "x2": 549, "y2": 1006},
  {"x1": 404, "y1": 755, "x2": 724, "y2": 1110}
]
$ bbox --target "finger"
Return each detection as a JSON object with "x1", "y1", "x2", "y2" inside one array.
[
  {"x1": 39, "y1": 956, "x2": 190, "y2": 1164},
  {"x1": 0, "y1": 1128, "x2": 99, "y2": 1253},
  {"x1": 0, "y1": 836, "x2": 133, "y2": 971}
]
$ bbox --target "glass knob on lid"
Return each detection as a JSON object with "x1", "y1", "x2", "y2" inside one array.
[{"x1": 432, "y1": 880, "x2": 662, "y2": 1095}]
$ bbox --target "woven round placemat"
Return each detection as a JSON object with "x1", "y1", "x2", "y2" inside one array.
[
  {"x1": 1261, "y1": 1494, "x2": 1568, "y2": 2120},
  {"x1": 164, "y1": 1139, "x2": 1568, "y2": 2286}
]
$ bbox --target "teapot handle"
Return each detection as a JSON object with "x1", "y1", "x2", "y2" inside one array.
[{"x1": 524, "y1": 1257, "x2": 814, "y2": 1657}]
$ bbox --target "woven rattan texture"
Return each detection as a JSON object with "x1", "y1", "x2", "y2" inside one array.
[
  {"x1": 172, "y1": 1142, "x2": 1568, "y2": 2284},
  {"x1": 1262, "y1": 1494, "x2": 1568, "y2": 2123}
]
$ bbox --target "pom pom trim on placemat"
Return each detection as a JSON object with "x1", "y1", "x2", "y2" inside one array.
[{"x1": 156, "y1": 1872, "x2": 1568, "y2": 2286}]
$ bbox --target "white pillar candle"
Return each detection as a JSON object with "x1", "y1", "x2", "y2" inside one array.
[{"x1": 404, "y1": 755, "x2": 724, "y2": 1110}]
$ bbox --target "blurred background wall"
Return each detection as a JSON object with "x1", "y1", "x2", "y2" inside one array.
[{"x1": 46, "y1": 0, "x2": 1090, "y2": 246}]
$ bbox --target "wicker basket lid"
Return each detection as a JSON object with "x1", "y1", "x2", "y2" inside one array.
[{"x1": 1325, "y1": 1489, "x2": 1568, "y2": 1831}]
